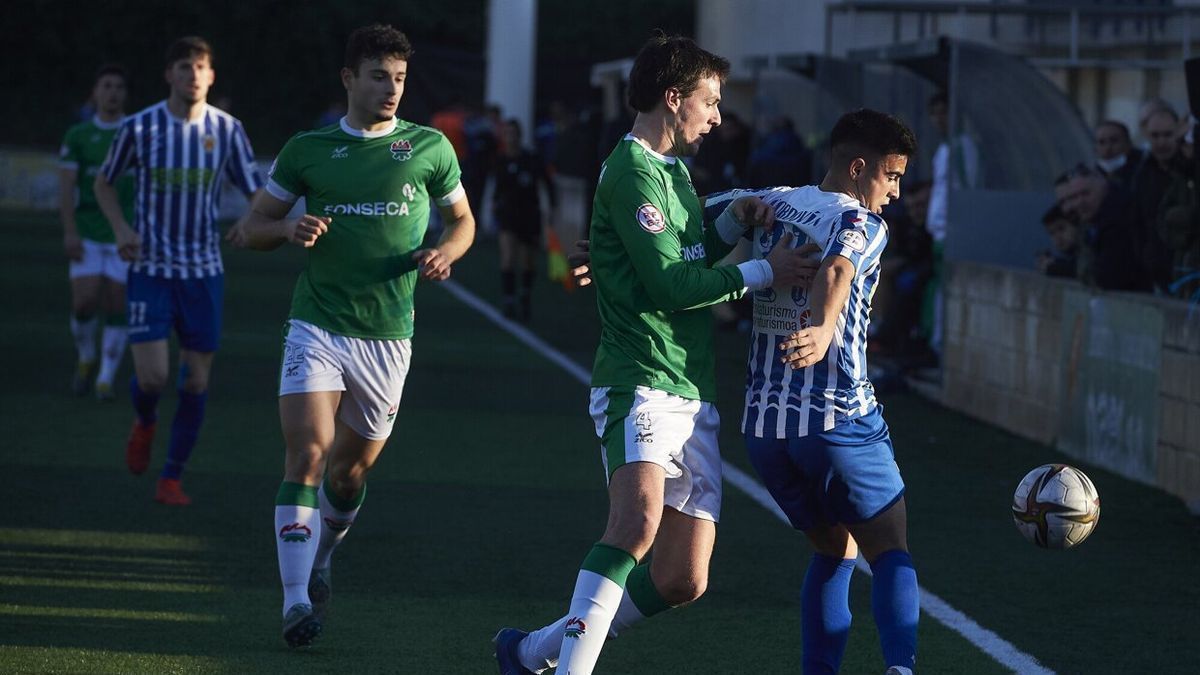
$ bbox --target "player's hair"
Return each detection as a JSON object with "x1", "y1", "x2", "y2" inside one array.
[
  {"x1": 626, "y1": 32, "x2": 730, "y2": 113},
  {"x1": 165, "y1": 36, "x2": 213, "y2": 67},
  {"x1": 344, "y1": 24, "x2": 414, "y2": 74},
  {"x1": 94, "y1": 63, "x2": 128, "y2": 85},
  {"x1": 1096, "y1": 119, "x2": 1131, "y2": 142},
  {"x1": 829, "y1": 109, "x2": 917, "y2": 163}
]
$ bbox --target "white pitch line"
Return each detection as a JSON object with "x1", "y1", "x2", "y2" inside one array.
[{"x1": 440, "y1": 279, "x2": 1054, "y2": 675}]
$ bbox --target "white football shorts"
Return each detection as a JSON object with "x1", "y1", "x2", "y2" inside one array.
[
  {"x1": 279, "y1": 319, "x2": 412, "y2": 441},
  {"x1": 69, "y1": 239, "x2": 128, "y2": 282},
  {"x1": 590, "y1": 385, "x2": 723, "y2": 523}
]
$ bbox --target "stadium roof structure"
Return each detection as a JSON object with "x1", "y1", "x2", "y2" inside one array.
[
  {"x1": 852, "y1": 37, "x2": 1093, "y2": 191},
  {"x1": 752, "y1": 37, "x2": 1092, "y2": 191}
]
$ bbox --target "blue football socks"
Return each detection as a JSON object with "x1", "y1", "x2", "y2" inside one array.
[
  {"x1": 801, "y1": 553, "x2": 856, "y2": 674},
  {"x1": 161, "y1": 389, "x2": 207, "y2": 479},
  {"x1": 870, "y1": 549, "x2": 919, "y2": 672},
  {"x1": 129, "y1": 376, "x2": 160, "y2": 425}
]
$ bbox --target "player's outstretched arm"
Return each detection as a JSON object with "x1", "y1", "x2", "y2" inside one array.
[
  {"x1": 777, "y1": 254, "x2": 854, "y2": 369},
  {"x1": 413, "y1": 197, "x2": 476, "y2": 281},
  {"x1": 228, "y1": 192, "x2": 329, "y2": 251}
]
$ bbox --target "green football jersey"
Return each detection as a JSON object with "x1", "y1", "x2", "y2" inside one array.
[
  {"x1": 589, "y1": 135, "x2": 745, "y2": 402},
  {"x1": 268, "y1": 118, "x2": 463, "y2": 340},
  {"x1": 59, "y1": 117, "x2": 135, "y2": 243}
]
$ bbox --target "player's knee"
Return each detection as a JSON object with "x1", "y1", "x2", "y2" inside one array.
[
  {"x1": 656, "y1": 572, "x2": 707, "y2": 605},
  {"x1": 135, "y1": 372, "x2": 168, "y2": 394},
  {"x1": 326, "y1": 472, "x2": 366, "y2": 501},
  {"x1": 72, "y1": 299, "x2": 97, "y2": 319},
  {"x1": 179, "y1": 377, "x2": 208, "y2": 395},
  {"x1": 602, "y1": 511, "x2": 658, "y2": 558}
]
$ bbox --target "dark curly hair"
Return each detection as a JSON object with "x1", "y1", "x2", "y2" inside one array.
[{"x1": 344, "y1": 24, "x2": 413, "y2": 74}]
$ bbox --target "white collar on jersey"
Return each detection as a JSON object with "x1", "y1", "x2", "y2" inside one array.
[
  {"x1": 340, "y1": 116, "x2": 397, "y2": 138},
  {"x1": 91, "y1": 114, "x2": 124, "y2": 130},
  {"x1": 625, "y1": 133, "x2": 676, "y2": 164},
  {"x1": 160, "y1": 101, "x2": 210, "y2": 125}
]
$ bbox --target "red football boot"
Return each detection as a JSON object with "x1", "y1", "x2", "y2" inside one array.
[
  {"x1": 154, "y1": 478, "x2": 192, "y2": 506},
  {"x1": 125, "y1": 420, "x2": 156, "y2": 475}
]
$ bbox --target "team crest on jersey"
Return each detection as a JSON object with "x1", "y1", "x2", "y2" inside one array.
[
  {"x1": 202, "y1": 134, "x2": 215, "y2": 152},
  {"x1": 636, "y1": 203, "x2": 665, "y2": 234},
  {"x1": 390, "y1": 139, "x2": 413, "y2": 161},
  {"x1": 837, "y1": 228, "x2": 867, "y2": 253}
]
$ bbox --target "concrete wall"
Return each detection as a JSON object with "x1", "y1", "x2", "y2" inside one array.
[{"x1": 941, "y1": 261, "x2": 1200, "y2": 510}]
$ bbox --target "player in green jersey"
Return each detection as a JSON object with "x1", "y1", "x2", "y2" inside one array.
[
  {"x1": 231, "y1": 24, "x2": 475, "y2": 648},
  {"x1": 59, "y1": 64, "x2": 135, "y2": 399},
  {"x1": 494, "y1": 34, "x2": 814, "y2": 675}
]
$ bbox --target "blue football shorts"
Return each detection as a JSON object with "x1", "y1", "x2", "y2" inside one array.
[
  {"x1": 126, "y1": 270, "x2": 223, "y2": 352},
  {"x1": 743, "y1": 405, "x2": 905, "y2": 531}
]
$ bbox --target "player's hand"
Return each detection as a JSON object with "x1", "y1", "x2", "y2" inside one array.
[
  {"x1": 764, "y1": 233, "x2": 819, "y2": 288},
  {"x1": 413, "y1": 248, "x2": 452, "y2": 281},
  {"x1": 63, "y1": 233, "x2": 84, "y2": 262},
  {"x1": 778, "y1": 325, "x2": 835, "y2": 370},
  {"x1": 224, "y1": 221, "x2": 248, "y2": 248},
  {"x1": 568, "y1": 239, "x2": 592, "y2": 287},
  {"x1": 284, "y1": 215, "x2": 331, "y2": 248},
  {"x1": 115, "y1": 225, "x2": 141, "y2": 262},
  {"x1": 729, "y1": 196, "x2": 775, "y2": 229}
]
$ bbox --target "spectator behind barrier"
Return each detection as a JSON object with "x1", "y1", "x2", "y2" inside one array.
[
  {"x1": 1132, "y1": 107, "x2": 1185, "y2": 291},
  {"x1": 1036, "y1": 203, "x2": 1081, "y2": 279},
  {"x1": 1094, "y1": 120, "x2": 1143, "y2": 194},
  {"x1": 1056, "y1": 164, "x2": 1151, "y2": 292},
  {"x1": 1158, "y1": 115, "x2": 1200, "y2": 300}
]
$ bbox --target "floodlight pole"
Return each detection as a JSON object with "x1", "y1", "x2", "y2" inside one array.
[{"x1": 486, "y1": 0, "x2": 538, "y2": 146}]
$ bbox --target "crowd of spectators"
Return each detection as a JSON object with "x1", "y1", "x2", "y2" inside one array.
[{"x1": 1043, "y1": 99, "x2": 1199, "y2": 302}]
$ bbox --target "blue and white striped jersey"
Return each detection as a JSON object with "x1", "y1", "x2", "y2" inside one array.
[
  {"x1": 705, "y1": 186, "x2": 889, "y2": 438},
  {"x1": 100, "y1": 102, "x2": 263, "y2": 278}
]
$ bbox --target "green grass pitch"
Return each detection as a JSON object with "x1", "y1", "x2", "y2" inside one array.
[{"x1": 1, "y1": 210, "x2": 1197, "y2": 673}]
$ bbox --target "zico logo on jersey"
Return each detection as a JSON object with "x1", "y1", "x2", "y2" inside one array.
[
  {"x1": 279, "y1": 523, "x2": 312, "y2": 543},
  {"x1": 564, "y1": 616, "x2": 587, "y2": 639},
  {"x1": 386, "y1": 403, "x2": 398, "y2": 423},
  {"x1": 390, "y1": 139, "x2": 413, "y2": 161},
  {"x1": 636, "y1": 203, "x2": 665, "y2": 234},
  {"x1": 330, "y1": 145, "x2": 349, "y2": 159},
  {"x1": 324, "y1": 201, "x2": 413, "y2": 217}
]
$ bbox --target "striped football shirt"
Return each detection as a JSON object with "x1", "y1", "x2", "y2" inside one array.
[
  {"x1": 704, "y1": 186, "x2": 889, "y2": 437},
  {"x1": 100, "y1": 101, "x2": 263, "y2": 278}
]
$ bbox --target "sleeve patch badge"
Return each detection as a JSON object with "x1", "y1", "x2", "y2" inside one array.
[
  {"x1": 837, "y1": 228, "x2": 867, "y2": 253},
  {"x1": 636, "y1": 203, "x2": 666, "y2": 234}
]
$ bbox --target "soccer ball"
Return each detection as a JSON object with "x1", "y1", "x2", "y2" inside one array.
[{"x1": 1011, "y1": 464, "x2": 1100, "y2": 549}]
